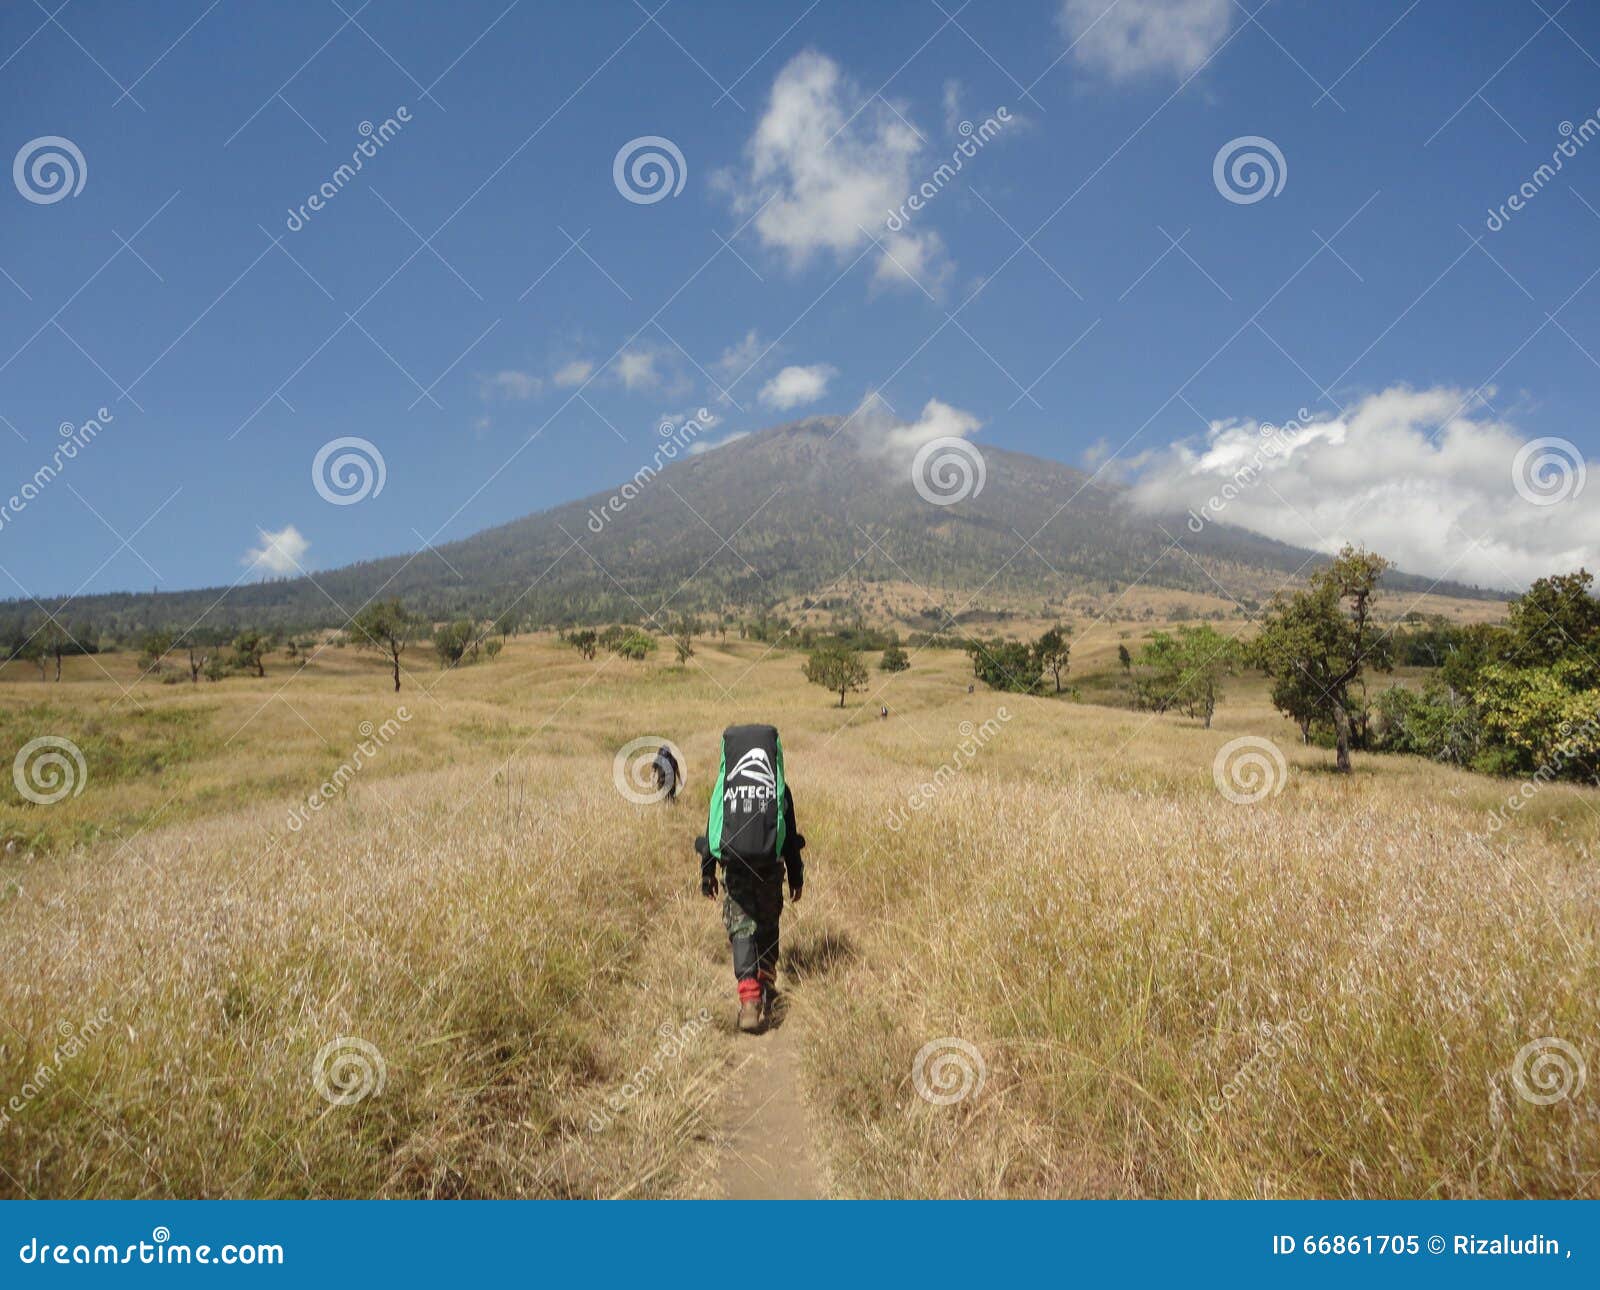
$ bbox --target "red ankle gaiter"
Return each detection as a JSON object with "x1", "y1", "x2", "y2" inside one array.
[{"x1": 737, "y1": 978, "x2": 762, "y2": 1003}]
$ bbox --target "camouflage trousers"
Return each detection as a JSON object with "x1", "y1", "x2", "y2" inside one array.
[{"x1": 721, "y1": 870, "x2": 784, "y2": 985}]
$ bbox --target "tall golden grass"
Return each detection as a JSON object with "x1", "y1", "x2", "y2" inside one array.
[{"x1": 1, "y1": 636, "x2": 1595, "y2": 1197}]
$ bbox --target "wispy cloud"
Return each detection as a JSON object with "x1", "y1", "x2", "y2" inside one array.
[
  {"x1": 1058, "y1": 0, "x2": 1232, "y2": 82},
  {"x1": 476, "y1": 370, "x2": 541, "y2": 401}
]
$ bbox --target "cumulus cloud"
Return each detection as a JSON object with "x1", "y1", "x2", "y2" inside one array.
[
  {"x1": 759, "y1": 363, "x2": 837, "y2": 411},
  {"x1": 716, "y1": 329, "x2": 766, "y2": 382},
  {"x1": 847, "y1": 392, "x2": 983, "y2": 461},
  {"x1": 242, "y1": 524, "x2": 309, "y2": 577},
  {"x1": 721, "y1": 49, "x2": 947, "y2": 289},
  {"x1": 1120, "y1": 385, "x2": 1597, "y2": 590},
  {"x1": 477, "y1": 370, "x2": 541, "y2": 400},
  {"x1": 552, "y1": 359, "x2": 593, "y2": 387},
  {"x1": 1059, "y1": 0, "x2": 1232, "y2": 82}
]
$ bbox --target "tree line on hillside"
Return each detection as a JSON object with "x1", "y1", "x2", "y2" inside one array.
[{"x1": 956, "y1": 549, "x2": 1600, "y2": 784}]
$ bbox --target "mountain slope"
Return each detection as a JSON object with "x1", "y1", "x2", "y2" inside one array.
[{"x1": 5, "y1": 417, "x2": 1498, "y2": 635}]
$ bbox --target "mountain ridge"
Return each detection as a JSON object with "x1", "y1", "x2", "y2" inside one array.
[{"x1": 1, "y1": 416, "x2": 1503, "y2": 636}]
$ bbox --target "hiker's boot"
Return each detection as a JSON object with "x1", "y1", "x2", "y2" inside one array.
[
  {"x1": 737, "y1": 998, "x2": 763, "y2": 1033},
  {"x1": 736, "y1": 979, "x2": 763, "y2": 1033}
]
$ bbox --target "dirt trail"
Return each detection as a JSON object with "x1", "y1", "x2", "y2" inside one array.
[{"x1": 716, "y1": 1004, "x2": 827, "y2": 1200}]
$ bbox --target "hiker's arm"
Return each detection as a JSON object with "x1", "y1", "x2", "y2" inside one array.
[
  {"x1": 781, "y1": 788, "x2": 805, "y2": 900},
  {"x1": 695, "y1": 835, "x2": 716, "y2": 898}
]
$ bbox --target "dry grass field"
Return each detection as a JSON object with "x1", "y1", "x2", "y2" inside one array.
[{"x1": 1, "y1": 633, "x2": 1596, "y2": 1198}]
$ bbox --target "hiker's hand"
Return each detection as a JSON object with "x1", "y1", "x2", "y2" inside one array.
[{"x1": 701, "y1": 875, "x2": 717, "y2": 899}]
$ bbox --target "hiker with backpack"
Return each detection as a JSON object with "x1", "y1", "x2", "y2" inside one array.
[{"x1": 695, "y1": 724, "x2": 806, "y2": 1034}]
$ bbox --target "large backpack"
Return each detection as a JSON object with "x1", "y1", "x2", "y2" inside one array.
[{"x1": 705, "y1": 724, "x2": 787, "y2": 866}]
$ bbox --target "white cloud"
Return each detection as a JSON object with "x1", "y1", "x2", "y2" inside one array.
[
  {"x1": 716, "y1": 329, "x2": 766, "y2": 382},
  {"x1": 872, "y1": 229, "x2": 949, "y2": 292},
  {"x1": 615, "y1": 349, "x2": 660, "y2": 392},
  {"x1": 721, "y1": 50, "x2": 946, "y2": 288},
  {"x1": 759, "y1": 363, "x2": 837, "y2": 411},
  {"x1": 477, "y1": 370, "x2": 541, "y2": 400},
  {"x1": 1121, "y1": 385, "x2": 1598, "y2": 590},
  {"x1": 688, "y1": 430, "x2": 751, "y2": 456},
  {"x1": 242, "y1": 524, "x2": 309, "y2": 577},
  {"x1": 847, "y1": 392, "x2": 983, "y2": 463},
  {"x1": 942, "y1": 79, "x2": 964, "y2": 137},
  {"x1": 553, "y1": 359, "x2": 593, "y2": 387},
  {"x1": 1059, "y1": 0, "x2": 1232, "y2": 82}
]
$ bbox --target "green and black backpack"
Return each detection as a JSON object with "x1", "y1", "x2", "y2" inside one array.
[{"x1": 705, "y1": 724, "x2": 787, "y2": 867}]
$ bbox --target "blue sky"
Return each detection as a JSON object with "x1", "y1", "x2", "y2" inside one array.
[{"x1": 2, "y1": 0, "x2": 1598, "y2": 599}]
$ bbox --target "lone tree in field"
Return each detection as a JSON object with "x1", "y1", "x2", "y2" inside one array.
[
  {"x1": 880, "y1": 643, "x2": 910, "y2": 673},
  {"x1": 570, "y1": 629, "x2": 598, "y2": 660},
  {"x1": 353, "y1": 599, "x2": 419, "y2": 692},
  {"x1": 1252, "y1": 545, "x2": 1392, "y2": 772},
  {"x1": 232, "y1": 629, "x2": 270, "y2": 678},
  {"x1": 804, "y1": 642, "x2": 868, "y2": 707},
  {"x1": 671, "y1": 616, "x2": 696, "y2": 665},
  {"x1": 1036, "y1": 625, "x2": 1072, "y2": 693},
  {"x1": 1135, "y1": 624, "x2": 1239, "y2": 728},
  {"x1": 433, "y1": 619, "x2": 473, "y2": 668}
]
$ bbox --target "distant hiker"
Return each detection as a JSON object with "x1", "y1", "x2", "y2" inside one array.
[
  {"x1": 651, "y1": 744, "x2": 682, "y2": 801},
  {"x1": 879, "y1": 704, "x2": 888, "y2": 720},
  {"x1": 966, "y1": 683, "x2": 974, "y2": 694},
  {"x1": 696, "y1": 724, "x2": 805, "y2": 1034}
]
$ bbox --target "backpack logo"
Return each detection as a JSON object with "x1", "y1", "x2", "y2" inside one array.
[{"x1": 724, "y1": 747, "x2": 776, "y2": 813}]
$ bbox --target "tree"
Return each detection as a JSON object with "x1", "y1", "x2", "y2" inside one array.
[
  {"x1": 433, "y1": 619, "x2": 473, "y2": 668},
  {"x1": 671, "y1": 617, "x2": 696, "y2": 665},
  {"x1": 1134, "y1": 624, "x2": 1239, "y2": 728},
  {"x1": 39, "y1": 618, "x2": 71, "y2": 681},
  {"x1": 1117, "y1": 643, "x2": 1132, "y2": 671},
  {"x1": 613, "y1": 630, "x2": 657, "y2": 661},
  {"x1": 179, "y1": 629, "x2": 223, "y2": 684},
  {"x1": 483, "y1": 637, "x2": 504, "y2": 661},
  {"x1": 966, "y1": 639, "x2": 1043, "y2": 694},
  {"x1": 880, "y1": 643, "x2": 910, "y2": 673},
  {"x1": 1505, "y1": 569, "x2": 1600, "y2": 683},
  {"x1": 138, "y1": 630, "x2": 175, "y2": 677},
  {"x1": 570, "y1": 629, "x2": 598, "y2": 660},
  {"x1": 352, "y1": 600, "x2": 419, "y2": 692},
  {"x1": 232, "y1": 629, "x2": 270, "y2": 678},
  {"x1": 1035, "y1": 625, "x2": 1072, "y2": 693},
  {"x1": 804, "y1": 643, "x2": 868, "y2": 707},
  {"x1": 1252, "y1": 546, "x2": 1393, "y2": 772}
]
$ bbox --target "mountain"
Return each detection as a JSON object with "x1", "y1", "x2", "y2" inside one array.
[{"x1": 4, "y1": 417, "x2": 1499, "y2": 637}]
